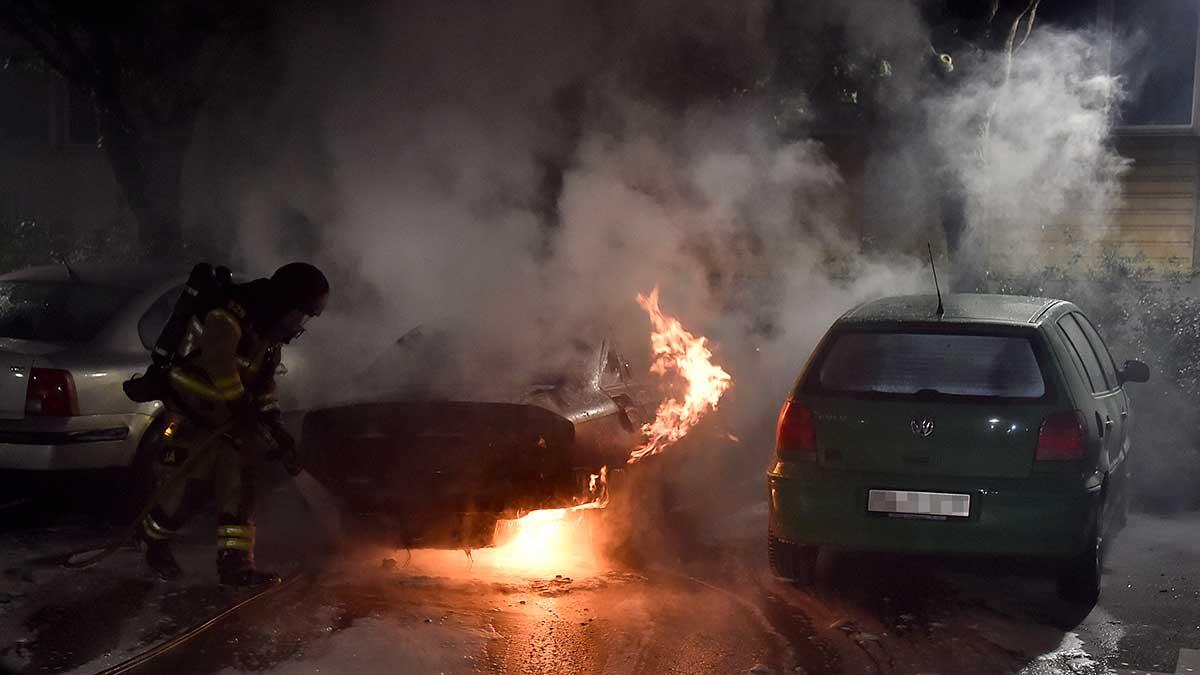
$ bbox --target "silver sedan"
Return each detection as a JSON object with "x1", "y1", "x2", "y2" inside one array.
[{"x1": 0, "y1": 264, "x2": 193, "y2": 501}]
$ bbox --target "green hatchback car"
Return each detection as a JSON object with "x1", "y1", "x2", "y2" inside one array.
[{"x1": 766, "y1": 294, "x2": 1149, "y2": 601}]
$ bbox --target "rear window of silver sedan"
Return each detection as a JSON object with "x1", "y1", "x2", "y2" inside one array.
[{"x1": 0, "y1": 281, "x2": 138, "y2": 342}]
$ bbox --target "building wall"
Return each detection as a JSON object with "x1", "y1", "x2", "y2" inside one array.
[
  {"x1": 0, "y1": 62, "x2": 129, "y2": 232},
  {"x1": 1107, "y1": 135, "x2": 1199, "y2": 274},
  {"x1": 0, "y1": 145, "x2": 127, "y2": 228},
  {"x1": 983, "y1": 134, "x2": 1200, "y2": 278}
]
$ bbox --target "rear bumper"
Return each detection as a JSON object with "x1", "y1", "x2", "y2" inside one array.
[
  {"x1": 0, "y1": 413, "x2": 155, "y2": 470},
  {"x1": 302, "y1": 401, "x2": 581, "y2": 518},
  {"x1": 766, "y1": 461, "x2": 1101, "y2": 561}
]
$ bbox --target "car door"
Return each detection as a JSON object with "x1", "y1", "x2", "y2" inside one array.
[
  {"x1": 1057, "y1": 313, "x2": 1126, "y2": 531},
  {"x1": 1072, "y1": 312, "x2": 1131, "y2": 525}
]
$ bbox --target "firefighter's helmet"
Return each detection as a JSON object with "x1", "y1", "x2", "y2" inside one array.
[{"x1": 270, "y1": 262, "x2": 329, "y2": 317}]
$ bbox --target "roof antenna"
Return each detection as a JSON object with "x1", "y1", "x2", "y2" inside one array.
[{"x1": 928, "y1": 243, "x2": 945, "y2": 319}]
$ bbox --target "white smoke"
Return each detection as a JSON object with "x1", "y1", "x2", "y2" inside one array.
[
  {"x1": 184, "y1": 0, "x2": 1130, "y2": 467},
  {"x1": 928, "y1": 26, "x2": 1129, "y2": 275}
]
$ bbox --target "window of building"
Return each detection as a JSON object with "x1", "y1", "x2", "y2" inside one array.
[
  {"x1": 1114, "y1": 0, "x2": 1200, "y2": 128},
  {"x1": 0, "y1": 66, "x2": 52, "y2": 144}
]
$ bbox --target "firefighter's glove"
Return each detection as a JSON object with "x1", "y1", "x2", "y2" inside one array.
[
  {"x1": 282, "y1": 446, "x2": 303, "y2": 476},
  {"x1": 266, "y1": 423, "x2": 302, "y2": 476},
  {"x1": 262, "y1": 423, "x2": 293, "y2": 459},
  {"x1": 259, "y1": 406, "x2": 283, "y2": 426}
]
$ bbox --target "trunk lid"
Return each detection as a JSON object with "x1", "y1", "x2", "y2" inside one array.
[
  {"x1": 301, "y1": 401, "x2": 578, "y2": 514},
  {"x1": 810, "y1": 398, "x2": 1050, "y2": 479},
  {"x1": 801, "y1": 327, "x2": 1059, "y2": 480}
]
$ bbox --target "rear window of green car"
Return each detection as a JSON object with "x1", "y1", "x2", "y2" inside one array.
[{"x1": 807, "y1": 330, "x2": 1050, "y2": 401}]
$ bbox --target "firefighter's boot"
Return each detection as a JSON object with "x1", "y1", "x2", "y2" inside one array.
[
  {"x1": 216, "y1": 523, "x2": 280, "y2": 587},
  {"x1": 217, "y1": 549, "x2": 281, "y2": 587},
  {"x1": 139, "y1": 510, "x2": 182, "y2": 581}
]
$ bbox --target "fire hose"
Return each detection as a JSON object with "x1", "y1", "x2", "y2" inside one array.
[
  {"x1": 92, "y1": 570, "x2": 307, "y2": 675},
  {"x1": 61, "y1": 421, "x2": 235, "y2": 570}
]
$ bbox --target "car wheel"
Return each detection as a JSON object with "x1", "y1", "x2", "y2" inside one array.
[
  {"x1": 120, "y1": 415, "x2": 167, "y2": 521},
  {"x1": 1056, "y1": 530, "x2": 1101, "y2": 603},
  {"x1": 768, "y1": 533, "x2": 818, "y2": 585}
]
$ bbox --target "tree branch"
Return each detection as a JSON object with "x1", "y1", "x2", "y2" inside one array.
[
  {"x1": 1002, "y1": 0, "x2": 1041, "y2": 84},
  {"x1": 0, "y1": 5, "x2": 91, "y2": 86},
  {"x1": 1017, "y1": 0, "x2": 1040, "y2": 51}
]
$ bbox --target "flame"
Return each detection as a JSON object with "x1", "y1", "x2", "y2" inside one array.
[
  {"x1": 484, "y1": 288, "x2": 730, "y2": 573},
  {"x1": 489, "y1": 467, "x2": 608, "y2": 574},
  {"x1": 629, "y1": 287, "x2": 732, "y2": 463}
]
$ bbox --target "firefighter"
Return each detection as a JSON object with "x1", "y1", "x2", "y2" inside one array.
[{"x1": 137, "y1": 262, "x2": 329, "y2": 586}]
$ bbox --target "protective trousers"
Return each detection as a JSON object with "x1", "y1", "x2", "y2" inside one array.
[{"x1": 139, "y1": 416, "x2": 261, "y2": 560}]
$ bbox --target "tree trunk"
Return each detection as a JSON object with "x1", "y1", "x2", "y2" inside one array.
[
  {"x1": 100, "y1": 112, "x2": 195, "y2": 261},
  {"x1": 940, "y1": 176, "x2": 968, "y2": 255}
]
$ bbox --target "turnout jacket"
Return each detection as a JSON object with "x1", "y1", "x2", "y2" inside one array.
[{"x1": 166, "y1": 290, "x2": 281, "y2": 426}]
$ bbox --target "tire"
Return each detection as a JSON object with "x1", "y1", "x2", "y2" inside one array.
[
  {"x1": 119, "y1": 415, "x2": 167, "y2": 521},
  {"x1": 767, "y1": 533, "x2": 818, "y2": 585},
  {"x1": 1056, "y1": 531, "x2": 1101, "y2": 603}
]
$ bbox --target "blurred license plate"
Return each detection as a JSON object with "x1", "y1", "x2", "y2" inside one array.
[{"x1": 868, "y1": 490, "x2": 970, "y2": 518}]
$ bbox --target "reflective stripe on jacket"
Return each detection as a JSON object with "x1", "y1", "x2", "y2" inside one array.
[{"x1": 166, "y1": 301, "x2": 280, "y2": 423}]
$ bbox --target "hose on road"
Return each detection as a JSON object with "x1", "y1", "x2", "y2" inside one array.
[{"x1": 93, "y1": 569, "x2": 307, "y2": 675}]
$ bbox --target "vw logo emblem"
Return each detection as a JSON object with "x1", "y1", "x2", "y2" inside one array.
[{"x1": 910, "y1": 416, "x2": 935, "y2": 438}]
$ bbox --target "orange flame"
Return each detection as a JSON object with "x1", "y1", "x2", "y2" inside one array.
[
  {"x1": 629, "y1": 287, "x2": 732, "y2": 463},
  {"x1": 489, "y1": 467, "x2": 608, "y2": 573}
]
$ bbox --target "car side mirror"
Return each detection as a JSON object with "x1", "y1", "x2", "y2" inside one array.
[{"x1": 1119, "y1": 359, "x2": 1149, "y2": 384}]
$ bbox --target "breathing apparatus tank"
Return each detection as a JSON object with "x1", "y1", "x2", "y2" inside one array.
[{"x1": 123, "y1": 263, "x2": 233, "y2": 403}]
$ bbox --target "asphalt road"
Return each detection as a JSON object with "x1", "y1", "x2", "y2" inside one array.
[
  {"x1": 134, "y1": 511, "x2": 1199, "y2": 675},
  {"x1": 2, "y1": 473, "x2": 1198, "y2": 675}
]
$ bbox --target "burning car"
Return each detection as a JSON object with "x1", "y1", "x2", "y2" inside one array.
[{"x1": 299, "y1": 325, "x2": 650, "y2": 548}]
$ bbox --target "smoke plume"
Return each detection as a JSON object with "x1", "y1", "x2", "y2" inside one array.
[
  {"x1": 185, "y1": 0, "x2": 1132, "y2": 491},
  {"x1": 928, "y1": 25, "x2": 1128, "y2": 275}
]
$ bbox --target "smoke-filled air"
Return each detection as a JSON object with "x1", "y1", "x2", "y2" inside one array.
[
  {"x1": 192, "y1": 1, "x2": 1124, "y2": 457},
  {"x1": 8, "y1": 1, "x2": 1200, "y2": 673}
]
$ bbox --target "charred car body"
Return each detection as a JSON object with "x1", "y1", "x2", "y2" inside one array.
[{"x1": 300, "y1": 325, "x2": 649, "y2": 547}]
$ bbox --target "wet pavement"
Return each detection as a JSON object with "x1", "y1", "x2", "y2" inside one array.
[
  {"x1": 0, "y1": 465, "x2": 317, "y2": 675},
  {"x1": 1094, "y1": 513, "x2": 1200, "y2": 672},
  {"x1": 1, "y1": 472, "x2": 1198, "y2": 675},
  {"x1": 121, "y1": 556, "x2": 799, "y2": 674}
]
